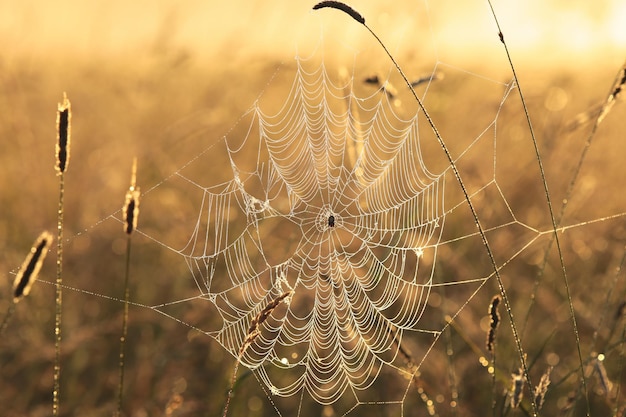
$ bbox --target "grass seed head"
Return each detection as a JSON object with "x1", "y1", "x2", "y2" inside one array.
[
  {"x1": 312, "y1": 1, "x2": 365, "y2": 25},
  {"x1": 55, "y1": 92, "x2": 71, "y2": 174},
  {"x1": 239, "y1": 291, "x2": 292, "y2": 356},
  {"x1": 123, "y1": 158, "x2": 140, "y2": 235},
  {"x1": 486, "y1": 294, "x2": 501, "y2": 353},
  {"x1": 13, "y1": 231, "x2": 53, "y2": 303}
]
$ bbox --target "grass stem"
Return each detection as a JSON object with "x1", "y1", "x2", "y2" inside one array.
[
  {"x1": 53, "y1": 93, "x2": 70, "y2": 417},
  {"x1": 117, "y1": 157, "x2": 140, "y2": 416},
  {"x1": 116, "y1": 234, "x2": 132, "y2": 416},
  {"x1": 53, "y1": 171, "x2": 64, "y2": 417}
]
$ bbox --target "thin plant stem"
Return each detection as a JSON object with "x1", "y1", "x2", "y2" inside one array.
[
  {"x1": 486, "y1": 2, "x2": 591, "y2": 416},
  {"x1": 117, "y1": 157, "x2": 140, "y2": 416},
  {"x1": 522, "y1": 62, "x2": 626, "y2": 339},
  {"x1": 0, "y1": 303, "x2": 16, "y2": 337},
  {"x1": 116, "y1": 234, "x2": 133, "y2": 416},
  {"x1": 53, "y1": 171, "x2": 65, "y2": 417},
  {"x1": 222, "y1": 358, "x2": 242, "y2": 417},
  {"x1": 360, "y1": 20, "x2": 538, "y2": 417},
  {"x1": 222, "y1": 291, "x2": 291, "y2": 417},
  {"x1": 53, "y1": 92, "x2": 70, "y2": 417}
]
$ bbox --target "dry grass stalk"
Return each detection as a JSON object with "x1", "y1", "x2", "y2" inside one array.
[
  {"x1": 223, "y1": 291, "x2": 292, "y2": 417},
  {"x1": 55, "y1": 93, "x2": 71, "y2": 174},
  {"x1": 53, "y1": 92, "x2": 71, "y2": 416},
  {"x1": 486, "y1": 295, "x2": 501, "y2": 353},
  {"x1": 13, "y1": 231, "x2": 53, "y2": 303},
  {"x1": 116, "y1": 157, "x2": 141, "y2": 416},
  {"x1": 239, "y1": 291, "x2": 292, "y2": 356},
  {"x1": 509, "y1": 367, "x2": 525, "y2": 408},
  {"x1": 123, "y1": 157, "x2": 140, "y2": 234},
  {"x1": 597, "y1": 63, "x2": 626, "y2": 124},
  {"x1": 533, "y1": 367, "x2": 552, "y2": 411}
]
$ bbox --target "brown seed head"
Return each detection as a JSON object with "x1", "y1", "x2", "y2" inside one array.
[
  {"x1": 312, "y1": 1, "x2": 365, "y2": 25},
  {"x1": 123, "y1": 158, "x2": 140, "y2": 234},
  {"x1": 486, "y1": 295, "x2": 501, "y2": 353},
  {"x1": 13, "y1": 231, "x2": 54, "y2": 303},
  {"x1": 239, "y1": 291, "x2": 292, "y2": 356},
  {"x1": 55, "y1": 93, "x2": 71, "y2": 174}
]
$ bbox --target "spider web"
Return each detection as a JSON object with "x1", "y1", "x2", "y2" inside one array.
[
  {"x1": 5, "y1": 1, "x2": 626, "y2": 416},
  {"x1": 177, "y1": 50, "x2": 447, "y2": 407},
  {"x1": 139, "y1": 29, "x2": 547, "y2": 416}
]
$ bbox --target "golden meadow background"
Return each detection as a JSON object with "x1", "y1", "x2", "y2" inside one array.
[{"x1": 1, "y1": 0, "x2": 625, "y2": 416}]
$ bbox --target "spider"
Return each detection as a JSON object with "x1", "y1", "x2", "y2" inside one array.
[{"x1": 328, "y1": 215, "x2": 335, "y2": 227}]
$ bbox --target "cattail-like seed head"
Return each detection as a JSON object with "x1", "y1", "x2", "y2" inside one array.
[
  {"x1": 486, "y1": 295, "x2": 501, "y2": 353},
  {"x1": 312, "y1": 1, "x2": 365, "y2": 25},
  {"x1": 55, "y1": 93, "x2": 71, "y2": 174},
  {"x1": 13, "y1": 231, "x2": 53, "y2": 303},
  {"x1": 123, "y1": 158, "x2": 140, "y2": 235}
]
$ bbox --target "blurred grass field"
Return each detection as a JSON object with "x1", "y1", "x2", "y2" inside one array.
[{"x1": 1, "y1": 1, "x2": 626, "y2": 416}]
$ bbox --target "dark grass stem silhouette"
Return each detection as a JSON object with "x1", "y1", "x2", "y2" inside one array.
[
  {"x1": 116, "y1": 157, "x2": 140, "y2": 416},
  {"x1": 54, "y1": 93, "x2": 71, "y2": 416}
]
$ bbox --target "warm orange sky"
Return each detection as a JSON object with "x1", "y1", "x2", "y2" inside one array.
[{"x1": 1, "y1": 0, "x2": 624, "y2": 70}]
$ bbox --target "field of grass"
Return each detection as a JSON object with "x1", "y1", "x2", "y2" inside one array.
[{"x1": 1, "y1": 1, "x2": 625, "y2": 416}]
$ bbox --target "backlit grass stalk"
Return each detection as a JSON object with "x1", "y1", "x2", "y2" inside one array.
[
  {"x1": 487, "y1": 4, "x2": 601, "y2": 416},
  {"x1": 54, "y1": 92, "x2": 71, "y2": 417},
  {"x1": 222, "y1": 291, "x2": 292, "y2": 417},
  {"x1": 117, "y1": 157, "x2": 140, "y2": 416},
  {"x1": 313, "y1": 2, "x2": 536, "y2": 414},
  {"x1": 0, "y1": 231, "x2": 53, "y2": 335}
]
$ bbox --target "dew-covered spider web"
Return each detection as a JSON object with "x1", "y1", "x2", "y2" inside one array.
[
  {"x1": 5, "y1": 1, "x2": 626, "y2": 416},
  {"x1": 178, "y1": 51, "x2": 448, "y2": 408}
]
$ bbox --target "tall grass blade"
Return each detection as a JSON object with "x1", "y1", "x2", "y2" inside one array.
[
  {"x1": 117, "y1": 157, "x2": 140, "y2": 416},
  {"x1": 53, "y1": 93, "x2": 71, "y2": 416}
]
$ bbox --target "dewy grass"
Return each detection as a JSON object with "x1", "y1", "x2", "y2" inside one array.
[
  {"x1": 53, "y1": 92, "x2": 71, "y2": 417},
  {"x1": 117, "y1": 157, "x2": 140, "y2": 416}
]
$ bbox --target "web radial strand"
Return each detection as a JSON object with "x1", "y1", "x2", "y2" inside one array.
[{"x1": 182, "y1": 53, "x2": 445, "y2": 405}]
